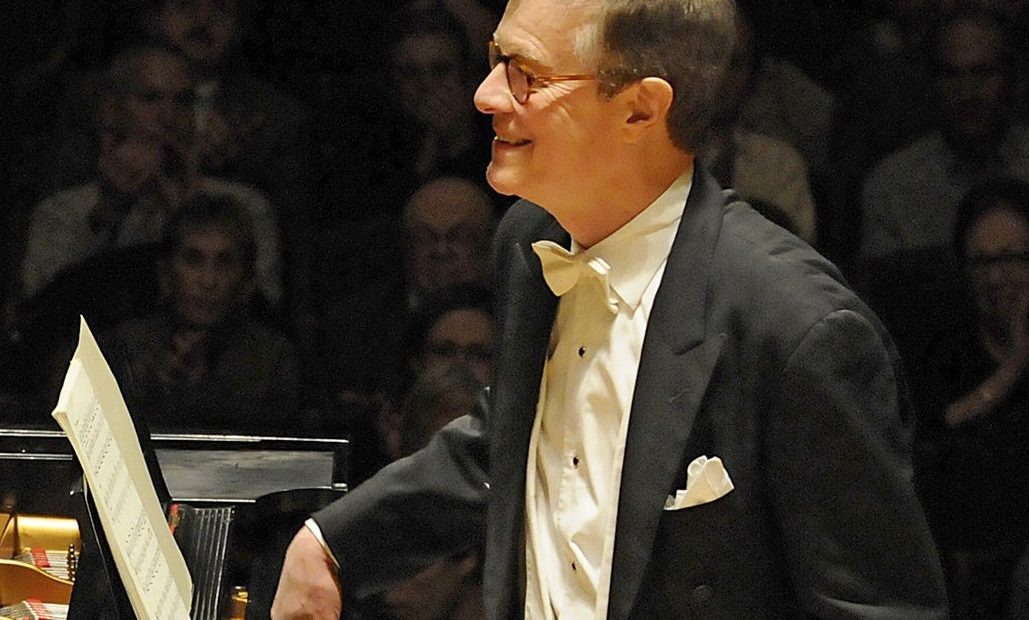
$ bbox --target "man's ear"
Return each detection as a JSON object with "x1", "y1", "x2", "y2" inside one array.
[{"x1": 621, "y1": 77, "x2": 674, "y2": 142}]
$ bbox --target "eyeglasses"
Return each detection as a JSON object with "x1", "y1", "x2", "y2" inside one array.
[
  {"x1": 488, "y1": 38, "x2": 597, "y2": 104},
  {"x1": 966, "y1": 250, "x2": 1029, "y2": 273}
]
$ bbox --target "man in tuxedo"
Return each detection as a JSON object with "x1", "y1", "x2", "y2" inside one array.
[{"x1": 273, "y1": 0, "x2": 948, "y2": 618}]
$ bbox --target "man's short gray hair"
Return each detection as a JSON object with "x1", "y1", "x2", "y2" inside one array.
[{"x1": 580, "y1": 0, "x2": 738, "y2": 153}]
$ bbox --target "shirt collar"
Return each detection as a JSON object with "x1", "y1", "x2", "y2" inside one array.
[{"x1": 571, "y1": 166, "x2": 692, "y2": 310}]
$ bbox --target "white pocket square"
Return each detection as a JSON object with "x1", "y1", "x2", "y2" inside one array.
[{"x1": 663, "y1": 455, "x2": 735, "y2": 510}]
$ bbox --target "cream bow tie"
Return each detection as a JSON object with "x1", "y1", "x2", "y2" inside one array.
[{"x1": 532, "y1": 240, "x2": 611, "y2": 298}]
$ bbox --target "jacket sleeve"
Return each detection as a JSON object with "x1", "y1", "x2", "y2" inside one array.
[
  {"x1": 766, "y1": 308, "x2": 948, "y2": 618},
  {"x1": 311, "y1": 391, "x2": 490, "y2": 602}
]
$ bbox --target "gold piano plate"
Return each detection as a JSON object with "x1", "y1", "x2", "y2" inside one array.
[{"x1": 0, "y1": 513, "x2": 79, "y2": 606}]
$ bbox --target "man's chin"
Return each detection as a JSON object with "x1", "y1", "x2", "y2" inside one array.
[{"x1": 485, "y1": 163, "x2": 521, "y2": 197}]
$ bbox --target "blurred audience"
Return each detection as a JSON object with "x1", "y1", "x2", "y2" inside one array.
[
  {"x1": 12, "y1": 15, "x2": 1029, "y2": 620},
  {"x1": 829, "y1": 0, "x2": 944, "y2": 262},
  {"x1": 320, "y1": 2, "x2": 499, "y2": 225},
  {"x1": 860, "y1": 6, "x2": 1029, "y2": 259},
  {"x1": 100, "y1": 193, "x2": 301, "y2": 434},
  {"x1": 143, "y1": 0, "x2": 314, "y2": 314},
  {"x1": 911, "y1": 177, "x2": 1029, "y2": 619},
  {"x1": 697, "y1": 10, "x2": 819, "y2": 245},
  {"x1": 17, "y1": 42, "x2": 284, "y2": 307},
  {"x1": 378, "y1": 283, "x2": 495, "y2": 459},
  {"x1": 731, "y1": 5, "x2": 835, "y2": 182},
  {"x1": 396, "y1": 364, "x2": 485, "y2": 460},
  {"x1": 320, "y1": 176, "x2": 496, "y2": 402}
]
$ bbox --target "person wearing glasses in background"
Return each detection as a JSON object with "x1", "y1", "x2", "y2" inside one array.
[
  {"x1": 273, "y1": 0, "x2": 948, "y2": 618},
  {"x1": 911, "y1": 177, "x2": 1029, "y2": 619}
]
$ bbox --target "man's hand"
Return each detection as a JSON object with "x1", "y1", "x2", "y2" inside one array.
[{"x1": 271, "y1": 526, "x2": 343, "y2": 620}]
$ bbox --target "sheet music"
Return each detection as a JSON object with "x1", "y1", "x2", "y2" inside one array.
[{"x1": 52, "y1": 318, "x2": 192, "y2": 619}]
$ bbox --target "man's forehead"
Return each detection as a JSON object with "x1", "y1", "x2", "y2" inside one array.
[{"x1": 495, "y1": 0, "x2": 599, "y2": 57}]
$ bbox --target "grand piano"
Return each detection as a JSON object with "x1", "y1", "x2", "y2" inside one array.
[{"x1": 0, "y1": 427, "x2": 348, "y2": 619}]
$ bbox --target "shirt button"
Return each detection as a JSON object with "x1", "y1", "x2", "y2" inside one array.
[
  {"x1": 578, "y1": 346, "x2": 586, "y2": 357},
  {"x1": 571, "y1": 562, "x2": 577, "y2": 571},
  {"x1": 572, "y1": 456, "x2": 580, "y2": 467}
]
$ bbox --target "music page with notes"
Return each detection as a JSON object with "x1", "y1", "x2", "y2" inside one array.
[{"x1": 52, "y1": 318, "x2": 192, "y2": 620}]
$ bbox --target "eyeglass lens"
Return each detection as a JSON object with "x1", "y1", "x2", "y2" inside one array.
[{"x1": 488, "y1": 40, "x2": 530, "y2": 103}]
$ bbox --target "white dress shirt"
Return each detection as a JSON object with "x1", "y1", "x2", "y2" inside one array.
[{"x1": 524, "y1": 169, "x2": 693, "y2": 619}]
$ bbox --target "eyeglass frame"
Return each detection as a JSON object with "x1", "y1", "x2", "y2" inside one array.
[{"x1": 487, "y1": 38, "x2": 598, "y2": 104}]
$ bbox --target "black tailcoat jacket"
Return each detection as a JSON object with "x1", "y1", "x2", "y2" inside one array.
[{"x1": 315, "y1": 166, "x2": 948, "y2": 619}]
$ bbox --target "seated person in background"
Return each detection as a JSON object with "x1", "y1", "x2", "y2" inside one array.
[
  {"x1": 860, "y1": 6, "x2": 1029, "y2": 259},
  {"x1": 407, "y1": 283, "x2": 495, "y2": 387},
  {"x1": 316, "y1": 178, "x2": 495, "y2": 482},
  {"x1": 101, "y1": 193, "x2": 301, "y2": 434},
  {"x1": 17, "y1": 41, "x2": 284, "y2": 307},
  {"x1": 375, "y1": 283, "x2": 495, "y2": 461},
  {"x1": 320, "y1": 176, "x2": 496, "y2": 405},
  {"x1": 144, "y1": 0, "x2": 314, "y2": 305},
  {"x1": 728, "y1": 4, "x2": 834, "y2": 182},
  {"x1": 912, "y1": 177, "x2": 1029, "y2": 618},
  {"x1": 331, "y1": 2, "x2": 499, "y2": 223},
  {"x1": 397, "y1": 364, "x2": 486, "y2": 460},
  {"x1": 696, "y1": 6, "x2": 818, "y2": 245}
]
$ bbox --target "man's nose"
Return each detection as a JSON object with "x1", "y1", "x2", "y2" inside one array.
[
  {"x1": 474, "y1": 63, "x2": 512, "y2": 115},
  {"x1": 197, "y1": 262, "x2": 221, "y2": 288}
]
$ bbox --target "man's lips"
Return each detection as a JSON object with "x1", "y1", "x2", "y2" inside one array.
[{"x1": 494, "y1": 136, "x2": 531, "y2": 147}]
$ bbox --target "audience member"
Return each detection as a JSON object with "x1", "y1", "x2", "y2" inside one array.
[
  {"x1": 860, "y1": 7, "x2": 1029, "y2": 258},
  {"x1": 322, "y1": 3, "x2": 499, "y2": 225},
  {"x1": 730, "y1": 5, "x2": 835, "y2": 181},
  {"x1": 408, "y1": 285, "x2": 495, "y2": 386},
  {"x1": 397, "y1": 363, "x2": 485, "y2": 460},
  {"x1": 374, "y1": 283, "x2": 495, "y2": 461},
  {"x1": 143, "y1": 0, "x2": 314, "y2": 311},
  {"x1": 697, "y1": 10, "x2": 819, "y2": 244},
  {"x1": 829, "y1": 0, "x2": 944, "y2": 262},
  {"x1": 319, "y1": 176, "x2": 497, "y2": 401},
  {"x1": 311, "y1": 178, "x2": 495, "y2": 483},
  {"x1": 17, "y1": 42, "x2": 284, "y2": 307},
  {"x1": 100, "y1": 193, "x2": 301, "y2": 434},
  {"x1": 401, "y1": 178, "x2": 497, "y2": 305},
  {"x1": 912, "y1": 177, "x2": 1029, "y2": 618}
]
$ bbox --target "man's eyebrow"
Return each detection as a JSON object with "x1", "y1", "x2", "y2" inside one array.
[{"x1": 493, "y1": 36, "x2": 550, "y2": 72}]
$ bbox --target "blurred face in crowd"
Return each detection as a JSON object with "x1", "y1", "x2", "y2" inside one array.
[
  {"x1": 423, "y1": 308, "x2": 495, "y2": 385},
  {"x1": 936, "y1": 17, "x2": 1008, "y2": 147},
  {"x1": 964, "y1": 202, "x2": 1029, "y2": 326},
  {"x1": 158, "y1": 0, "x2": 240, "y2": 70},
  {"x1": 118, "y1": 50, "x2": 194, "y2": 141},
  {"x1": 403, "y1": 177, "x2": 494, "y2": 295},
  {"x1": 392, "y1": 32, "x2": 470, "y2": 133},
  {"x1": 172, "y1": 224, "x2": 249, "y2": 327}
]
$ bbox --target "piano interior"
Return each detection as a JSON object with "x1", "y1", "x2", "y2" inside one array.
[{"x1": 0, "y1": 512, "x2": 79, "y2": 607}]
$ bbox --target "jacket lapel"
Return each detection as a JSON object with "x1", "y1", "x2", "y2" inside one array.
[
  {"x1": 486, "y1": 214, "x2": 565, "y2": 618},
  {"x1": 607, "y1": 166, "x2": 728, "y2": 620}
]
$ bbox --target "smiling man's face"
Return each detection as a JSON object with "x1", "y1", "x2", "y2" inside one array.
[{"x1": 473, "y1": 0, "x2": 625, "y2": 211}]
